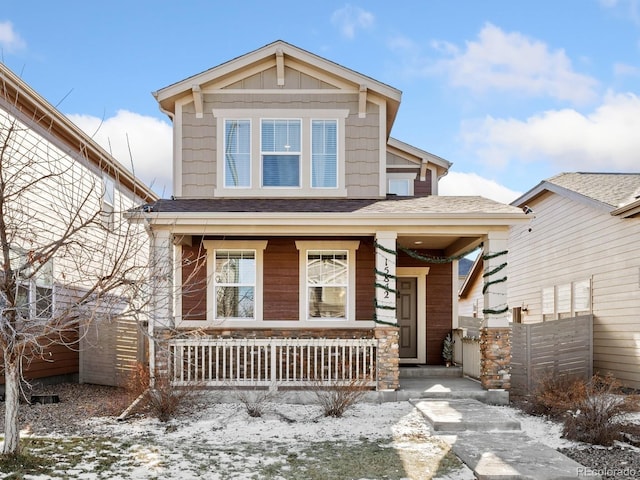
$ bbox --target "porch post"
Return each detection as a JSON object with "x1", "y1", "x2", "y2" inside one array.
[
  {"x1": 374, "y1": 232, "x2": 399, "y2": 391},
  {"x1": 148, "y1": 228, "x2": 174, "y2": 386},
  {"x1": 480, "y1": 230, "x2": 511, "y2": 391}
]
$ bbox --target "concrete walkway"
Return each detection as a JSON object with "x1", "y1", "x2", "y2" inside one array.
[{"x1": 411, "y1": 398, "x2": 601, "y2": 480}]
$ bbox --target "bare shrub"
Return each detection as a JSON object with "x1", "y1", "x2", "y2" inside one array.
[
  {"x1": 526, "y1": 372, "x2": 588, "y2": 419},
  {"x1": 312, "y1": 377, "x2": 371, "y2": 418},
  {"x1": 234, "y1": 387, "x2": 275, "y2": 418},
  {"x1": 125, "y1": 362, "x2": 151, "y2": 401},
  {"x1": 562, "y1": 373, "x2": 637, "y2": 446}
]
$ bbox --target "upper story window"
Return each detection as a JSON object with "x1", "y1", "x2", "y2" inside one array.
[
  {"x1": 214, "y1": 109, "x2": 348, "y2": 197},
  {"x1": 224, "y1": 119, "x2": 251, "y2": 188},
  {"x1": 261, "y1": 119, "x2": 301, "y2": 187},
  {"x1": 387, "y1": 172, "x2": 416, "y2": 196}
]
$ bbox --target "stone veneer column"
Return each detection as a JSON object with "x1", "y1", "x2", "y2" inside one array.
[
  {"x1": 480, "y1": 230, "x2": 511, "y2": 390},
  {"x1": 148, "y1": 228, "x2": 174, "y2": 385},
  {"x1": 374, "y1": 232, "x2": 399, "y2": 391}
]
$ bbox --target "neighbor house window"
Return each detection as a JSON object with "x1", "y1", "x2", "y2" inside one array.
[
  {"x1": 311, "y1": 120, "x2": 337, "y2": 188},
  {"x1": 16, "y1": 257, "x2": 54, "y2": 319},
  {"x1": 101, "y1": 175, "x2": 115, "y2": 227},
  {"x1": 213, "y1": 250, "x2": 256, "y2": 320},
  {"x1": 307, "y1": 251, "x2": 348, "y2": 319},
  {"x1": 224, "y1": 119, "x2": 251, "y2": 187},
  {"x1": 261, "y1": 119, "x2": 301, "y2": 187},
  {"x1": 295, "y1": 241, "x2": 359, "y2": 322}
]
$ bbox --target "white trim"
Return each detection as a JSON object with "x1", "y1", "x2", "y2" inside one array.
[
  {"x1": 173, "y1": 99, "x2": 187, "y2": 197},
  {"x1": 378, "y1": 99, "x2": 387, "y2": 197},
  {"x1": 182, "y1": 240, "x2": 269, "y2": 327},
  {"x1": 295, "y1": 240, "x2": 360, "y2": 322},
  {"x1": 213, "y1": 109, "x2": 348, "y2": 197},
  {"x1": 397, "y1": 267, "x2": 429, "y2": 364}
]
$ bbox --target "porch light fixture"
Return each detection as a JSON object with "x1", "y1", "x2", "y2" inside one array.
[{"x1": 414, "y1": 241, "x2": 423, "y2": 245}]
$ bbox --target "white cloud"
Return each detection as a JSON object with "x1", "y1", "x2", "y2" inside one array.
[
  {"x1": 461, "y1": 92, "x2": 640, "y2": 171},
  {"x1": 433, "y1": 23, "x2": 598, "y2": 104},
  {"x1": 439, "y1": 172, "x2": 521, "y2": 204},
  {"x1": 67, "y1": 110, "x2": 172, "y2": 196},
  {"x1": 0, "y1": 21, "x2": 26, "y2": 53},
  {"x1": 331, "y1": 4, "x2": 374, "y2": 39}
]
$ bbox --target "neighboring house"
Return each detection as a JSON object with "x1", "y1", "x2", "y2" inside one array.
[
  {"x1": 0, "y1": 62, "x2": 158, "y2": 387},
  {"x1": 458, "y1": 255, "x2": 484, "y2": 319},
  {"x1": 460, "y1": 172, "x2": 640, "y2": 389},
  {"x1": 134, "y1": 41, "x2": 525, "y2": 391}
]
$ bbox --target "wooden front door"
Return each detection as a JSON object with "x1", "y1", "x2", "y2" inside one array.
[{"x1": 398, "y1": 277, "x2": 417, "y2": 358}]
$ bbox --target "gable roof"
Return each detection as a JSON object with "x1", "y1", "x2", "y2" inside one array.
[
  {"x1": 387, "y1": 137, "x2": 452, "y2": 177},
  {"x1": 512, "y1": 172, "x2": 640, "y2": 215},
  {"x1": 153, "y1": 40, "x2": 402, "y2": 135},
  {"x1": 0, "y1": 63, "x2": 157, "y2": 203}
]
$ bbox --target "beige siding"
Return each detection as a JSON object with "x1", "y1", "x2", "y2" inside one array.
[
  {"x1": 225, "y1": 66, "x2": 339, "y2": 90},
  {"x1": 179, "y1": 92, "x2": 381, "y2": 198},
  {"x1": 508, "y1": 191, "x2": 640, "y2": 388},
  {"x1": 387, "y1": 151, "x2": 417, "y2": 166},
  {"x1": 181, "y1": 102, "x2": 216, "y2": 197}
]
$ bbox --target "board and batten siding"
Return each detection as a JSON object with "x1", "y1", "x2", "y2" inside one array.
[
  {"x1": 179, "y1": 91, "x2": 380, "y2": 198},
  {"x1": 508, "y1": 191, "x2": 640, "y2": 388}
]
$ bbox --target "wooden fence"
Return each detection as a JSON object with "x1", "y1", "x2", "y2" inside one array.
[
  {"x1": 168, "y1": 337, "x2": 378, "y2": 390},
  {"x1": 454, "y1": 315, "x2": 593, "y2": 392},
  {"x1": 511, "y1": 315, "x2": 593, "y2": 395}
]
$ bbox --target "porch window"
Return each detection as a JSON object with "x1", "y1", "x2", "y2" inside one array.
[
  {"x1": 261, "y1": 119, "x2": 301, "y2": 187},
  {"x1": 224, "y1": 119, "x2": 251, "y2": 187},
  {"x1": 214, "y1": 250, "x2": 255, "y2": 319},
  {"x1": 311, "y1": 120, "x2": 337, "y2": 188},
  {"x1": 307, "y1": 251, "x2": 348, "y2": 319},
  {"x1": 295, "y1": 241, "x2": 359, "y2": 323}
]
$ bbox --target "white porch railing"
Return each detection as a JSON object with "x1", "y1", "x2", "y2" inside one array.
[
  {"x1": 453, "y1": 329, "x2": 481, "y2": 380},
  {"x1": 168, "y1": 337, "x2": 378, "y2": 390}
]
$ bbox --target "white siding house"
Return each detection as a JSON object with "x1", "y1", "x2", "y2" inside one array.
[
  {"x1": 0, "y1": 62, "x2": 157, "y2": 386},
  {"x1": 508, "y1": 173, "x2": 640, "y2": 389}
]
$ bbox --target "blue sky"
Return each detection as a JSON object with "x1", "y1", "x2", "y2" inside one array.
[{"x1": 2, "y1": 1, "x2": 640, "y2": 202}]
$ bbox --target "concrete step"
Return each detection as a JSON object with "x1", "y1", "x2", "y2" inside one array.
[
  {"x1": 448, "y1": 431, "x2": 600, "y2": 479},
  {"x1": 410, "y1": 398, "x2": 520, "y2": 432},
  {"x1": 399, "y1": 365, "x2": 463, "y2": 378}
]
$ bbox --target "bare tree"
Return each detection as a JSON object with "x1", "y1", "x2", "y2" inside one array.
[{"x1": 0, "y1": 93, "x2": 149, "y2": 454}]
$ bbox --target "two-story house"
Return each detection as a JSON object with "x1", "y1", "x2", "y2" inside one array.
[{"x1": 136, "y1": 41, "x2": 526, "y2": 392}]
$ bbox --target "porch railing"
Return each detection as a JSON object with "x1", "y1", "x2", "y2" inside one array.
[{"x1": 168, "y1": 337, "x2": 378, "y2": 390}]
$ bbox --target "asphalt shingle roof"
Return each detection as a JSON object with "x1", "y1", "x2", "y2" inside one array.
[
  {"x1": 547, "y1": 172, "x2": 640, "y2": 208},
  {"x1": 145, "y1": 196, "x2": 522, "y2": 215}
]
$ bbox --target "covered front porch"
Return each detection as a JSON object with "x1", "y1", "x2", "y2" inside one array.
[{"x1": 138, "y1": 196, "x2": 526, "y2": 393}]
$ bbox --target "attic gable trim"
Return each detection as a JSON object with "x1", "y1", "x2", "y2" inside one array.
[
  {"x1": 387, "y1": 137, "x2": 452, "y2": 171},
  {"x1": 191, "y1": 85, "x2": 203, "y2": 118},
  {"x1": 511, "y1": 181, "x2": 614, "y2": 213},
  {"x1": 611, "y1": 198, "x2": 640, "y2": 217},
  {"x1": 154, "y1": 40, "x2": 401, "y2": 105}
]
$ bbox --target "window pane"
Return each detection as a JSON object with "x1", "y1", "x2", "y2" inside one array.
[
  {"x1": 261, "y1": 120, "x2": 300, "y2": 152},
  {"x1": 557, "y1": 284, "x2": 571, "y2": 313},
  {"x1": 36, "y1": 286, "x2": 53, "y2": 318},
  {"x1": 312, "y1": 120, "x2": 337, "y2": 188},
  {"x1": 262, "y1": 155, "x2": 300, "y2": 187},
  {"x1": 573, "y1": 279, "x2": 591, "y2": 311},
  {"x1": 225, "y1": 120, "x2": 251, "y2": 187},
  {"x1": 308, "y1": 286, "x2": 346, "y2": 318},
  {"x1": 542, "y1": 287, "x2": 554, "y2": 314},
  {"x1": 16, "y1": 284, "x2": 29, "y2": 318},
  {"x1": 216, "y1": 286, "x2": 254, "y2": 318},
  {"x1": 307, "y1": 251, "x2": 347, "y2": 319},
  {"x1": 215, "y1": 251, "x2": 255, "y2": 284},
  {"x1": 214, "y1": 250, "x2": 255, "y2": 319},
  {"x1": 388, "y1": 179, "x2": 410, "y2": 196}
]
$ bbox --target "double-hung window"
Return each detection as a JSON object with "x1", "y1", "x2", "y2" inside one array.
[
  {"x1": 213, "y1": 250, "x2": 256, "y2": 320},
  {"x1": 311, "y1": 120, "x2": 337, "y2": 188},
  {"x1": 261, "y1": 119, "x2": 301, "y2": 187},
  {"x1": 307, "y1": 250, "x2": 348, "y2": 319},
  {"x1": 224, "y1": 119, "x2": 251, "y2": 187}
]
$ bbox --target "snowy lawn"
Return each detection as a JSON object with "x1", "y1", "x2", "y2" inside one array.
[{"x1": 0, "y1": 399, "x2": 475, "y2": 479}]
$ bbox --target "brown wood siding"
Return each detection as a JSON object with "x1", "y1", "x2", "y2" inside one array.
[
  {"x1": 0, "y1": 330, "x2": 79, "y2": 384},
  {"x1": 263, "y1": 238, "x2": 299, "y2": 320},
  {"x1": 398, "y1": 251, "x2": 453, "y2": 364},
  {"x1": 414, "y1": 169, "x2": 433, "y2": 197},
  {"x1": 356, "y1": 240, "x2": 375, "y2": 321},
  {"x1": 182, "y1": 242, "x2": 208, "y2": 322}
]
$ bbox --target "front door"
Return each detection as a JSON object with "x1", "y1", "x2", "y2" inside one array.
[{"x1": 397, "y1": 277, "x2": 417, "y2": 358}]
